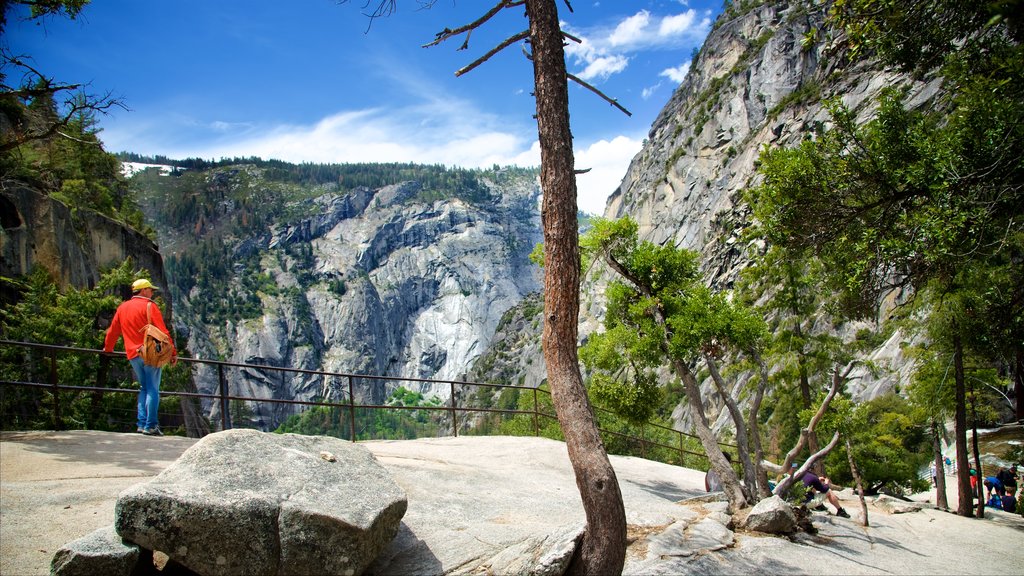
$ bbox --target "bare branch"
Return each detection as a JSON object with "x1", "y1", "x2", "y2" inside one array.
[
  {"x1": 455, "y1": 30, "x2": 530, "y2": 77},
  {"x1": 567, "y1": 73, "x2": 632, "y2": 117},
  {"x1": 422, "y1": 0, "x2": 511, "y2": 48},
  {"x1": 771, "y1": 371, "x2": 843, "y2": 497}
]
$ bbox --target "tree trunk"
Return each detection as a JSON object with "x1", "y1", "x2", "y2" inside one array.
[
  {"x1": 525, "y1": 0, "x2": 626, "y2": 573},
  {"x1": 749, "y1": 350, "x2": 772, "y2": 498},
  {"x1": 953, "y1": 331, "x2": 973, "y2": 516},
  {"x1": 676, "y1": 362, "x2": 748, "y2": 509},
  {"x1": 845, "y1": 438, "x2": 869, "y2": 527},
  {"x1": 931, "y1": 420, "x2": 949, "y2": 510},
  {"x1": 1015, "y1": 349, "x2": 1023, "y2": 422},
  {"x1": 969, "y1": 381, "x2": 985, "y2": 518},
  {"x1": 705, "y1": 355, "x2": 758, "y2": 499}
]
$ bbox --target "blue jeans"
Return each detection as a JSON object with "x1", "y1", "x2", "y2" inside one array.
[{"x1": 129, "y1": 356, "x2": 162, "y2": 430}]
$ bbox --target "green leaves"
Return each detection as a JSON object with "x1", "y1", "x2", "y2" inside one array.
[{"x1": 579, "y1": 216, "x2": 769, "y2": 423}]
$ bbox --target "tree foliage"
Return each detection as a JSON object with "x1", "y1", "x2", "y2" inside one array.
[
  {"x1": 748, "y1": 0, "x2": 1024, "y2": 516},
  {"x1": 580, "y1": 216, "x2": 771, "y2": 508}
]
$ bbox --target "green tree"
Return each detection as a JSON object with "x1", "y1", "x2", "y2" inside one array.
[
  {"x1": 819, "y1": 0, "x2": 1024, "y2": 517},
  {"x1": 824, "y1": 394, "x2": 930, "y2": 495},
  {"x1": 580, "y1": 216, "x2": 773, "y2": 509},
  {"x1": 1, "y1": 261, "x2": 139, "y2": 430}
]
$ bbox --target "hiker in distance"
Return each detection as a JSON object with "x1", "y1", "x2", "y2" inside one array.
[{"x1": 103, "y1": 279, "x2": 177, "y2": 436}]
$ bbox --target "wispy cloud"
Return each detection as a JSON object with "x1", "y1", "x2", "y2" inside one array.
[{"x1": 565, "y1": 9, "x2": 711, "y2": 82}]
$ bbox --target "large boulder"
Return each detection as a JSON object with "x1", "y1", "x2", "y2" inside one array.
[
  {"x1": 743, "y1": 495, "x2": 798, "y2": 534},
  {"x1": 115, "y1": 430, "x2": 407, "y2": 576}
]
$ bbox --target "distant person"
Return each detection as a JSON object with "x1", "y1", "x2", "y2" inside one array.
[
  {"x1": 103, "y1": 279, "x2": 177, "y2": 436},
  {"x1": 996, "y1": 465, "x2": 1018, "y2": 497},
  {"x1": 705, "y1": 452, "x2": 732, "y2": 492},
  {"x1": 1000, "y1": 492, "x2": 1017, "y2": 513},
  {"x1": 983, "y1": 475, "x2": 1004, "y2": 501},
  {"x1": 794, "y1": 464, "x2": 850, "y2": 518},
  {"x1": 986, "y1": 491, "x2": 1004, "y2": 510}
]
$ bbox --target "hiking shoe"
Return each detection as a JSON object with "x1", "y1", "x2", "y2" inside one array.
[
  {"x1": 836, "y1": 508, "x2": 850, "y2": 518},
  {"x1": 142, "y1": 427, "x2": 163, "y2": 436},
  {"x1": 813, "y1": 505, "x2": 828, "y2": 512}
]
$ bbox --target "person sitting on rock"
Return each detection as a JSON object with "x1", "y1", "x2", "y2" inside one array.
[{"x1": 794, "y1": 464, "x2": 850, "y2": 518}]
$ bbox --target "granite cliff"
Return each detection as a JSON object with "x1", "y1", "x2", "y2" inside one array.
[
  {"x1": 132, "y1": 164, "x2": 542, "y2": 430},
  {"x1": 472, "y1": 0, "x2": 944, "y2": 433}
]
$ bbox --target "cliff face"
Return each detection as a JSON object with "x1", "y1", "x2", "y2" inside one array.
[
  {"x1": 0, "y1": 186, "x2": 168, "y2": 301},
  {"x1": 601, "y1": 1, "x2": 945, "y2": 428},
  {"x1": 139, "y1": 166, "x2": 543, "y2": 430},
  {"x1": 474, "y1": 1, "x2": 943, "y2": 432}
]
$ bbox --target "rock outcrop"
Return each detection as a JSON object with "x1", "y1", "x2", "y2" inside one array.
[
  {"x1": 0, "y1": 186, "x2": 168, "y2": 300},
  {"x1": 598, "y1": 1, "x2": 941, "y2": 432},
  {"x1": 50, "y1": 526, "x2": 142, "y2": 576},
  {"x1": 114, "y1": 430, "x2": 407, "y2": 576}
]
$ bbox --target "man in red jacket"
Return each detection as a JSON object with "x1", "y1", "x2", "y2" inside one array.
[{"x1": 104, "y1": 279, "x2": 177, "y2": 436}]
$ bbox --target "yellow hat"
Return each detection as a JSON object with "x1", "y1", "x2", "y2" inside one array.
[{"x1": 131, "y1": 279, "x2": 158, "y2": 292}]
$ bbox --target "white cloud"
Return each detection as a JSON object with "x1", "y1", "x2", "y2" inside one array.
[
  {"x1": 608, "y1": 11, "x2": 652, "y2": 47},
  {"x1": 660, "y1": 61, "x2": 691, "y2": 84},
  {"x1": 564, "y1": 9, "x2": 711, "y2": 83},
  {"x1": 577, "y1": 54, "x2": 630, "y2": 82},
  {"x1": 573, "y1": 135, "x2": 643, "y2": 215},
  {"x1": 642, "y1": 82, "x2": 662, "y2": 100},
  {"x1": 659, "y1": 11, "x2": 697, "y2": 37}
]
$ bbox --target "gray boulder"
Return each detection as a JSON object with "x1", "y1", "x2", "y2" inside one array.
[
  {"x1": 744, "y1": 495, "x2": 798, "y2": 534},
  {"x1": 51, "y1": 525, "x2": 141, "y2": 576},
  {"x1": 115, "y1": 430, "x2": 407, "y2": 576}
]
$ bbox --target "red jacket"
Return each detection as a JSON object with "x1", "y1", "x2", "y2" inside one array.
[{"x1": 104, "y1": 296, "x2": 176, "y2": 360}]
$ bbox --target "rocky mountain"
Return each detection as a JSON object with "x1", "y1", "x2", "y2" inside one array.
[
  {"x1": 131, "y1": 163, "x2": 542, "y2": 430},
  {"x1": 471, "y1": 0, "x2": 945, "y2": 433},
  {"x1": 132, "y1": 0, "x2": 945, "y2": 435}
]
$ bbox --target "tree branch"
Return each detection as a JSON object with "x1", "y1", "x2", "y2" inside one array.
[
  {"x1": 422, "y1": 0, "x2": 515, "y2": 48},
  {"x1": 772, "y1": 368, "x2": 843, "y2": 496},
  {"x1": 567, "y1": 73, "x2": 632, "y2": 117},
  {"x1": 454, "y1": 30, "x2": 530, "y2": 77}
]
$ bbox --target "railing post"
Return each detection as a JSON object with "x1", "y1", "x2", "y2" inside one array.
[
  {"x1": 347, "y1": 376, "x2": 356, "y2": 442},
  {"x1": 532, "y1": 388, "x2": 539, "y2": 437},
  {"x1": 48, "y1": 349, "x2": 63, "y2": 430},
  {"x1": 218, "y1": 364, "x2": 231, "y2": 430},
  {"x1": 450, "y1": 381, "x2": 458, "y2": 438}
]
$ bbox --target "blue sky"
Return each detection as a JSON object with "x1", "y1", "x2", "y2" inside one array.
[{"x1": 6, "y1": 1, "x2": 720, "y2": 214}]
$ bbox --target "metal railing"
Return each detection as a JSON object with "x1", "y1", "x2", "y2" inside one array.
[{"x1": 0, "y1": 339, "x2": 731, "y2": 467}]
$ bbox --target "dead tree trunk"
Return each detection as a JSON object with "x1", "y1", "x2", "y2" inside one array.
[{"x1": 526, "y1": 0, "x2": 627, "y2": 572}]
